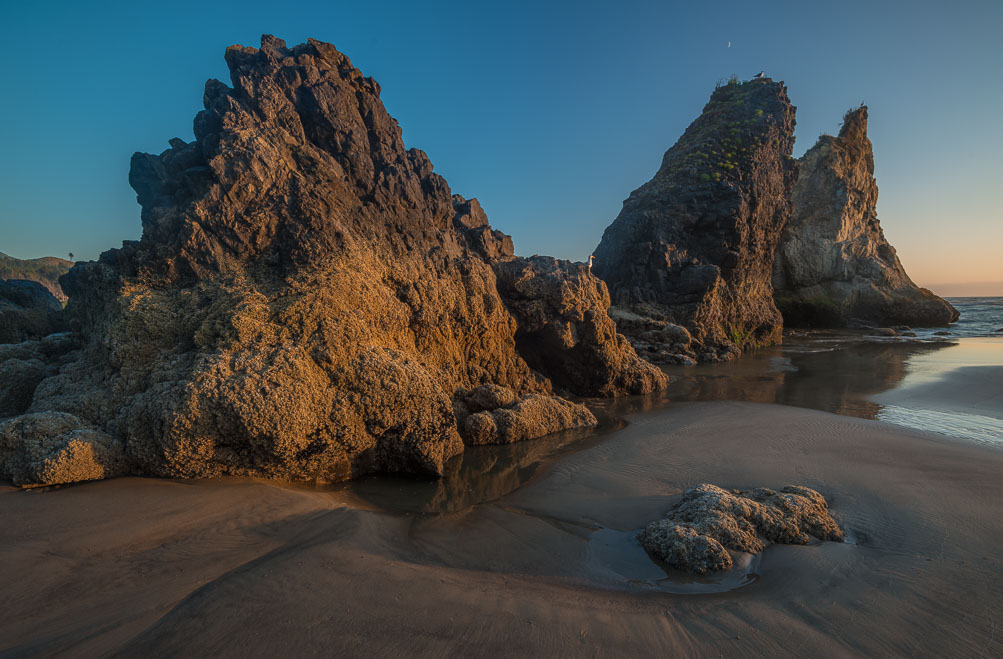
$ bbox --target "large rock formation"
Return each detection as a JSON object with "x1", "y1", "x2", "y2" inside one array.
[
  {"x1": 773, "y1": 107, "x2": 958, "y2": 327},
  {"x1": 593, "y1": 77, "x2": 798, "y2": 361},
  {"x1": 0, "y1": 35, "x2": 661, "y2": 489}
]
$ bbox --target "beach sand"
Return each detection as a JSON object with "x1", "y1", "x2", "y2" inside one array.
[{"x1": 2, "y1": 402, "x2": 1001, "y2": 657}]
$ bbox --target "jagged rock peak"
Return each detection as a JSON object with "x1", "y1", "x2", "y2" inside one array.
[
  {"x1": 2, "y1": 35, "x2": 663, "y2": 489},
  {"x1": 593, "y1": 77, "x2": 798, "y2": 362},
  {"x1": 773, "y1": 106, "x2": 958, "y2": 327},
  {"x1": 125, "y1": 34, "x2": 458, "y2": 283}
]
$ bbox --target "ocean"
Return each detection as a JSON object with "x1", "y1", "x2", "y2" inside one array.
[{"x1": 942, "y1": 297, "x2": 1003, "y2": 337}]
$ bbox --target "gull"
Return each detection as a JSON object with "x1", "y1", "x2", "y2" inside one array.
[
  {"x1": 728, "y1": 41, "x2": 731, "y2": 47},
  {"x1": 753, "y1": 71, "x2": 766, "y2": 79},
  {"x1": 588, "y1": 254, "x2": 595, "y2": 272}
]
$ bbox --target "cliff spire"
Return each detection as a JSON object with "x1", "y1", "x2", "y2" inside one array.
[
  {"x1": 593, "y1": 75, "x2": 798, "y2": 362},
  {"x1": 773, "y1": 106, "x2": 958, "y2": 327}
]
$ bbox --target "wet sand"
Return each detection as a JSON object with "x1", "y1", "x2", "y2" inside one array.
[
  {"x1": 662, "y1": 336, "x2": 1003, "y2": 445},
  {"x1": 2, "y1": 402, "x2": 1001, "y2": 657},
  {"x1": 869, "y1": 339, "x2": 1003, "y2": 444}
]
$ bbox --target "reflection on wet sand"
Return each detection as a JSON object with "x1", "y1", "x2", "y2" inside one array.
[
  {"x1": 660, "y1": 339, "x2": 953, "y2": 420},
  {"x1": 337, "y1": 414, "x2": 626, "y2": 514},
  {"x1": 337, "y1": 336, "x2": 1001, "y2": 515}
]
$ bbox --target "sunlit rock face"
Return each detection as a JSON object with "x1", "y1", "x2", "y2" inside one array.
[
  {"x1": 0, "y1": 35, "x2": 661, "y2": 488},
  {"x1": 640, "y1": 483, "x2": 844, "y2": 574},
  {"x1": 773, "y1": 107, "x2": 958, "y2": 327},
  {"x1": 593, "y1": 77, "x2": 798, "y2": 362}
]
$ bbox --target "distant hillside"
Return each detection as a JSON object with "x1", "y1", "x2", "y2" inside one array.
[{"x1": 0, "y1": 252, "x2": 74, "y2": 302}]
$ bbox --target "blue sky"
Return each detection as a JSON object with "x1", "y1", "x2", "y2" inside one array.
[{"x1": 1, "y1": 0, "x2": 1000, "y2": 293}]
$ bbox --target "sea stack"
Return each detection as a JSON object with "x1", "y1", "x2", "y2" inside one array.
[
  {"x1": 0, "y1": 35, "x2": 662, "y2": 488},
  {"x1": 772, "y1": 107, "x2": 958, "y2": 327},
  {"x1": 593, "y1": 76, "x2": 798, "y2": 362}
]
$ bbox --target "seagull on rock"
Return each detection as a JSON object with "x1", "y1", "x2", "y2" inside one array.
[{"x1": 753, "y1": 71, "x2": 766, "y2": 79}]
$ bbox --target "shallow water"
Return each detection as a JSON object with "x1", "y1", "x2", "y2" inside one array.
[
  {"x1": 656, "y1": 298, "x2": 1003, "y2": 445},
  {"x1": 340, "y1": 300, "x2": 1003, "y2": 515},
  {"x1": 329, "y1": 299, "x2": 1002, "y2": 595},
  {"x1": 586, "y1": 527, "x2": 760, "y2": 594},
  {"x1": 661, "y1": 335, "x2": 1003, "y2": 446}
]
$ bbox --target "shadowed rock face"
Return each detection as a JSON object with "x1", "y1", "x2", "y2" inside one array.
[
  {"x1": 493, "y1": 256, "x2": 667, "y2": 396},
  {"x1": 773, "y1": 107, "x2": 958, "y2": 327},
  {"x1": 448, "y1": 199, "x2": 665, "y2": 396},
  {"x1": 593, "y1": 78, "x2": 798, "y2": 361},
  {"x1": 0, "y1": 280, "x2": 66, "y2": 343},
  {"x1": 0, "y1": 35, "x2": 661, "y2": 488}
]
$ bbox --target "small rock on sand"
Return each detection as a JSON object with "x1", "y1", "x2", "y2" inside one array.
[{"x1": 639, "y1": 483, "x2": 844, "y2": 574}]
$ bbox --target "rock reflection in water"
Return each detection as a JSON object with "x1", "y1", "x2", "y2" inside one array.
[
  {"x1": 661, "y1": 339, "x2": 953, "y2": 420},
  {"x1": 336, "y1": 413, "x2": 626, "y2": 514},
  {"x1": 334, "y1": 337, "x2": 962, "y2": 516}
]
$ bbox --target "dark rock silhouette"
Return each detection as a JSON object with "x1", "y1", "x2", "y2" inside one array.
[
  {"x1": 594, "y1": 77, "x2": 798, "y2": 362},
  {"x1": 0, "y1": 252, "x2": 74, "y2": 303},
  {"x1": 773, "y1": 107, "x2": 958, "y2": 327},
  {"x1": 0, "y1": 36, "x2": 662, "y2": 488},
  {"x1": 0, "y1": 280, "x2": 66, "y2": 343}
]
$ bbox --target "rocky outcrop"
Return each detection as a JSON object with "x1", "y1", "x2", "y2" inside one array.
[
  {"x1": 0, "y1": 280, "x2": 66, "y2": 343},
  {"x1": 0, "y1": 334, "x2": 87, "y2": 420},
  {"x1": 607, "y1": 308, "x2": 697, "y2": 365},
  {"x1": 0, "y1": 413, "x2": 128, "y2": 488},
  {"x1": 448, "y1": 197, "x2": 665, "y2": 394},
  {"x1": 594, "y1": 77, "x2": 798, "y2": 361},
  {"x1": 493, "y1": 256, "x2": 667, "y2": 395},
  {"x1": 0, "y1": 252, "x2": 74, "y2": 303},
  {"x1": 773, "y1": 107, "x2": 958, "y2": 327},
  {"x1": 453, "y1": 384, "x2": 597, "y2": 445},
  {"x1": 0, "y1": 358, "x2": 47, "y2": 418},
  {"x1": 639, "y1": 483, "x2": 844, "y2": 574},
  {"x1": 0, "y1": 36, "x2": 661, "y2": 489}
]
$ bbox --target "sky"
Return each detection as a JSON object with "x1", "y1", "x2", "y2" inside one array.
[{"x1": 1, "y1": 0, "x2": 1000, "y2": 294}]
